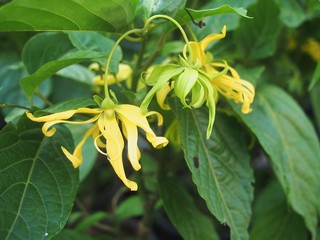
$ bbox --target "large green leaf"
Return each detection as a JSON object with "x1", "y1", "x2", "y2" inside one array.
[
  {"x1": 235, "y1": 0, "x2": 281, "y2": 60},
  {"x1": 0, "y1": 115, "x2": 79, "y2": 239},
  {"x1": 0, "y1": 0, "x2": 135, "y2": 33},
  {"x1": 170, "y1": 101, "x2": 254, "y2": 240},
  {"x1": 20, "y1": 50, "x2": 106, "y2": 97},
  {"x1": 0, "y1": 51, "x2": 50, "y2": 121},
  {"x1": 230, "y1": 84, "x2": 320, "y2": 238},
  {"x1": 115, "y1": 195, "x2": 143, "y2": 221},
  {"x1": 175, "y1": 4, "x2": 250, "y2": 27},
  {"x1": 159, "y1": 176, "x2": 219, "y2": 240},
  {"x1": 22, "y1": 33, "x2": 74, "y2": 74},
  {"x1": 311, "y1": 81, "x2": 320, "y2": 132},
  {"x1": 250, "y1": 181, "x2": 308, "y2": 240},
  {"x1": 67, "y1": 32, "x2": 122, "y2": 73},
  {"x1": 34, "y1": 98, "x2": 97, "y2": 116},
  {"x1": 274, "y1": 0, "x2": 320, "y2": 27},
  {"x1": 191, "y1": 0, "x2": 256, "y2": 40},
  {"x1": 140, "y1": 0, "x2": 187, "y2": 19}
]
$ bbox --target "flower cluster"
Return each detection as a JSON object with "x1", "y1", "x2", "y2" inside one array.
[
  {"x1": 27, "y1": 98, "x2": 168, "y2": 191},
  {"x1": 141, "y1": 26, "x2": 255, "y2": 138},
  {"x1": 26, "y1": 16, "x2": 255, "y2": 191}
]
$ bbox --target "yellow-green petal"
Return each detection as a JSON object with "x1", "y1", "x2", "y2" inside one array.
[
  {"x1": 156, "y1": 82, "x2": 172, "y2": 110},
  {"x1": 61, "y1": 124, "x2": 97, "y2": 168},
  {"x1": 200, "y1": 25, "x2": 226, "y2": 50},
  {"x1": 98, "y1": 110, "x2": 138, "y2": 191},
  {"x1": 41, "y1": 114, "x2": 100, "y2": 137},
  {"x1": 121, "y1": 119, "x2": 141, "y2": 171},
  {"x1": 174, "y1": 67, "x2": 199, "y2": 108},
  {"x1": 115, "y1": 105, "x2": 169, "y2": 149}
]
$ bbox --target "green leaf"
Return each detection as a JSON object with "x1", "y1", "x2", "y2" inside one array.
[
  {"x1": 235, "y1": 0, "x2": 281, "y2": 60},
  {"x1": 115, "y1": 195, "x2": 143, "y2": 221},
  {"x1": 191, "y1": 0, "x2": 256, "y2": 40},
  {"x1": 53, "y1": 229, "x2": 95, "y2": 240},
  {"x1": 311, "y1": 82, "x2": 320, "y2": 131},
  {"x1": 22, "y1": 32, "x2": 74, "y2": 74},
  {"x1": 20, "y1": 50, "x2": 106, "y2": 97},
  {"x1": 56, "y1": 64, "x2": 95, "y2": 86},
  {"x1": 75, "y1": 212, "x2": 109, "y2": 231},
  {"x1": 175, "y1": 4, "x2": 251, "y2": 27},
  {"x1": 250, "y1": 181, "x2": 308, "y2": 240},
  {"x1": 230, "y1": 84, "x2": 320, "y2": 238},
  {"x1": 309, "y1": 59, "x2": 320, "y2": 90},
  {"x1": 36, "y1": 97, "x2": 98, "y2": 115},
  {"x1": 68, "y1": 32, "x2": 122, "y2": 73},
  {"x1": 170, "y1": 101, "x2": 254, "y2": 240},
  {"x1": 159, "y1": 176, "x2": 219, "y2": 240},
  {"x1": 0, "y1": 51, "x2": 50, "y2": 121},
  {"x1": 140, "y1": 0, "x2": 187, "y2": 19},
  {"x1": 0, "y1": 115, "x2": 79, "y2": 239},
  {"x1": 0, "y1": 0, "x2": 134, "y2": 33},
  {"x1": 274, "y1": 0, "x2": 320, "y2": 27}
]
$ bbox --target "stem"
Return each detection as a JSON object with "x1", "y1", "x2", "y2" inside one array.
[
  {"x1": 144, "y1": 14, "x2": 192, "y2": 59},
  {"x1": 104, "y1": 29, "x2": 145, "y2": 98},
  {"x1": 137, "y1": 171, "x2": 159, "y2": 238},
  {"x1": 131, "y1": 36, "x2": 148, "y2": 92},
  {"x1": 35, "y1": 89, "x2": 53, "y2": 106},
  {"x1": 0, "y1": 103, "x2": 30, "y2": 111}
]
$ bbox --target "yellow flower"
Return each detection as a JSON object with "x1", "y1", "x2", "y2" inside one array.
[
  {"x1": 184, "y1": 26, "x2": 226, "y2": 66},
  {"x1": 26, "y1": 101, "x2": 168, "y2": 191},
  {"x1": 92, "y1": 63, "x2": 133, "y2": 86},
  {"x1": 184, "y1": 25, "x2": 254, "y2": 114},
  {"x1": 302, "y1": 38, "x2": 320, "y2": 61},
  {"x1": 207, "y1": 62, "x2": 255, "y2": 114}
]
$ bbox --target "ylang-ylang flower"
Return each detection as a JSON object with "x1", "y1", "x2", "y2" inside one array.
[
  {"x1": 26, "y1": 96, "x2": 168, "y2": 191},
  {"x1": 141, "y1": 26, "x2": 255, "y2": 138}
]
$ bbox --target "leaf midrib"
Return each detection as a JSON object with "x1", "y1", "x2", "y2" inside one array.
[{"x1": 188, "y1": 109, "x2": 241, "y2": 239}]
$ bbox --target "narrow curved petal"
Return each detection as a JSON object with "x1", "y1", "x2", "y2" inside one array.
[
  {"x1": 156, "y1": 82, "x2": 173, "y2": 110},
  {"x1": 121, "y1": 119, "x2": 141, "y2": 171},
  {"x1": 98, "y1": 110, "x2": 138, "y2": 191},
  {"x1": 200, "y1": 25, "x2": 226, "y2": 50},
  {"x1": 41, "y1": 114, "x2": 100, "y2": 137},
  {"x1": 115, "y1": 105, "x2": 169, "y2": 149},
  {"x1": 174, "y1": 67, "x2": 199, "y2": 108},
  {"x1": 183, "y1": 42, "x2": 204, "y2": 65},
  {"x1": 61, "y1": 124, "x2": 97, "y2": 168},
  {"x1": 140, "y1": 65, "x2": 184, "y2": 114},
  {"x1": 190, "y1": 81, "x2": 206, "y2": 108},
  {"x1": 198, "y1": 75, "x2": 217, "y2": 139}
]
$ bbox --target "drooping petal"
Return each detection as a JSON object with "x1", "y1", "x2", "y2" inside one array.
[
  {"x1": 98, "y1": 110, "x2": 138, "y2": 191},
  {"x1": 140, "y1": 65, "x2": 184, "y2": 114},
  {"x1": 174, "y1": 67, "x2": 199, "y2": 108},
  {"x1": 197, "y1": 75, "x2": 217, "y2": 139},
  {"x1": 61, "y1": 124, "x2": 98, "y2": 168},
  {"x1": 183, "y1": 41, "x2": 204, "y2": 65},
  {"x1": 115, "y1": 105, "x2": 169, "y2": 149},
  {"x1": 121, "y1": 119, "x2": 141, "y2": 171},
  {"x1": 156, "y1": 82, "x2": 173, "y2": 110},
  {"x1": 190, "y1": 81, "x2": 206, "y2": 108},
  {"x1": 210, "y1": 66, "x2": 255, "y2": 114}
]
